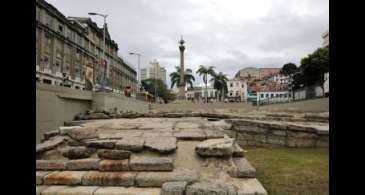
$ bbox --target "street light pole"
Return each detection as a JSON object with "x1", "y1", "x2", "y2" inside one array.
[
  {"x1": 88, "y1": 12, "x2": 108, "y2": 92},
  {"x1": 129, "y1": 52, "x2": 141, "y2": 93}
]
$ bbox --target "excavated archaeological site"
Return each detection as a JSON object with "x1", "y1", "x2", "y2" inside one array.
[{"x1": 36, "y1": 111, "x2": 329, "y2": 195}]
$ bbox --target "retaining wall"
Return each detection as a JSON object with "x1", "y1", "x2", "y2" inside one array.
[{"x1": 226, "y1": 119, "x2": 329, "y2": 148}]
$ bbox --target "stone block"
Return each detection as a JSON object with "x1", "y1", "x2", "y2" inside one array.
[
  {"x1": 99, "y1": 159, "x2": 129, "y2": 171},
  {"x1": 186, "y1": 182, "x2": 229, "y2": 195},
  {"x1": 43, "y1": 130, "x2": 60, "y2": 140},
  {"x1": 174, "y1": 130, "x2": 206, "y2": 140},
  {"x1": 161, "y1": 181, "x2": 187, "y2": 195},
  {"x1": 66, "y1": 158, "x2": 100, "y2": 170},
  {"x1": 36, "y1": 160, "x2": 67, "y2": 171},
  {"x1": 38, "y1": 186, "x2": 69, "y2": 195},
  {"x1": 266, "y1": 135, "x2": 286, "y2": 146},
  {"x1": 36, "y1": 171, "x2": 52, "y2": 184},
  {"x1": 144, "y1": 137, "x2": 177, "y2": 153},
  {"x1": 237, "y1": 132, "x2": 255, "y2": 141},
  {"x1": 233, "y1": 143, "x2": 245, "y2": 157},
  {"x1": 85, "y1": 140, "x2": 115, "y2": 149},
  {"x1": 235, "y1": 178, "x2": 268, "y2": 195},
  {"x1": 97, "y1": 149, "x2": 131, "y2": 160},
  {"x1": 43, "y1": 171, "x2": 87, "y2": 185},
  {"x1": 82, "y1": 171, "x2": 136, "y2": 186},
  {"x1": 271, "y1": 130, "x2": 286, "y2": 136},
  {"x1": 36, "y1": 185, "x2": 49, "y2": 195},
  {"x1": 204, "y1": 129, "x2": 225, "y2": 139},
  {"x1": 67, "y1": 127, "x2": 98, "y2": 141},
  {"x1": 227, "y1": 158, "x2": 256, "y2": 178},
  {"x1": 196, "y1": 138, "x2": 234, "y2": 157},
  {"x1": 115, "y1": 137, "x2": 144, "y2": 152},
  {"x1": 94, "y1": 187, "x2": 161, "y2": 195},
  {"x1": 61, "y1": 146, "x2": 96, "y2": 159},
  {"x1": 36, "y1": 136, "x2": 66, "y2": 154},
  {"x1": 130, "y1": 156, "x2": 173, "y2": 171},
  {"x1": 46, "y1": 186, "x2": 99, "y2": 195},
  {"x1": 287, "y1": 131, "x2": 317, "y2": 139},
  {"x1": 59, "y1": 126, "x2": 82, "y2": 135},
  {"x1": 135, "y1": 168, "x2": 199, "y2": 187}
]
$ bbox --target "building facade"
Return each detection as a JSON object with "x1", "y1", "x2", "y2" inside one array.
[
  {"x1": 324, "y1": 72, "x2": 329, "y2": 96},
  {"x1": 226, "y1": 78, "x2": 247, "y2": 102},
  {"x1": 140, "y1": 59, "x2": 167, "y2": 84},
  {"x1": 322, "y1": 30, "x2": 329, "y2": 48},
  {"x1": 257, "y1": 91, "x2": 291, "y2": 104},
  {"x1": 234, "y1": 67, "x2": 280, "y2": 81},
  {"x1": 36, "y1": 0, "x2": 136, "y2": 93},
  {"x1": 186, "y1": 86, "x2": 217, "y2": 102}
]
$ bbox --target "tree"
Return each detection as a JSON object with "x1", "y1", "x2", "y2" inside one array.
[
  {"x1": 300, "y1": 47, "x2": 329, "y2": 88},
  {"x1": 141, "y1": 78, "x2": 176, "y2": 103},
  {"x1": 210, "y1": 72, "x2": 228, "y2": 102},
  {"x1": 280, "y1": 63, "x2": 298, "y2": 76},
  {"x1": 170, "y1": 66, "x2": 195, "y2": 89},
  {"x1": 196, "y1": 65, "x2": 215, "y2": 103}
]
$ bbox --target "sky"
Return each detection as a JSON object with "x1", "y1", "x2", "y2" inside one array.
[{"x1": 46, "y1": 0, "x2": 329, "y2": 87}]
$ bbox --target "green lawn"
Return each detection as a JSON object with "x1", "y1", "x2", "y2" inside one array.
[{"x1": 245, "y1": 147, "x2": 329, "y2": 195}]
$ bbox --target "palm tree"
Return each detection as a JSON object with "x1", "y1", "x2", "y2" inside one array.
[
  {"x1": 210, "y1": 72, "x2": 228, "y2": 102},
  {"x1": 196, "y1": 65, "x2": 215, "y2": 103},
  {"x1": 170, "y1": 66, "x2": 195, "y2": 89}
]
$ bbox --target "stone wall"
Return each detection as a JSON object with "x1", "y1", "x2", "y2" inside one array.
[
  {"x1": 92, "y1": 92, "x2": 150, "y2": 113},
  {"x1": 226, "y1": 119, "x2": 329, "y2": 148}
]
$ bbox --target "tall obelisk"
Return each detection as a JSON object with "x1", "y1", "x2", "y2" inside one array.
[{"x1": 178, "y1": 36, "x2": 186, "y2": 100}]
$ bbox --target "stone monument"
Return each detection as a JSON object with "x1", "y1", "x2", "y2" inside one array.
[{"x1": 178, "y1": 36, "x2": 186, "y2": 100}]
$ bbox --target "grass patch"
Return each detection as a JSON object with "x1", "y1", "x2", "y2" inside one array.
[{"x1": 245, "y1": 147, "x2": 329, "y2": 195}]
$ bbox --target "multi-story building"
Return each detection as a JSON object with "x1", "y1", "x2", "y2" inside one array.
[
  {"x1": 140, "y1": 59, "x2": 167, "y2": 84},
  {"x1": 322, "y1": 30, "x2": 329, "y2": 48},
  {"x1": 36, "y1": 0, "x2": 136, "y2": 93},
  {"x1": 268, "y1": 73, "x2": 289, "y2": 85},
  {"x1": 234, "y1": 67, "x2": 280, "y2": 81},
  {"x1": 226, "y1": 78, "x2": 247, "y2": 102},
  {"x1": 186, "y1": 86, "x2": 217, "y2": 102}
]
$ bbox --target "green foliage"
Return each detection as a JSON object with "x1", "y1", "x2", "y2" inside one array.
[
  {"x1": 299, "y1": 47, "x2": 329, "y2": 87},
  {"x1": 280, "y1": 63, "x2": 298, "y2": 76},
  {"x1": 141, "y1": 78, "x2": 176, "y2": 103},
  {"x1": 169, "y1": 66, "x2": 195, "y2": 89},
  {"x1": 210, "y1": 72, "x2": 228, "y2": 101}
]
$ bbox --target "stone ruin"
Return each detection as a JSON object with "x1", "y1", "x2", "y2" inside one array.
[{"x1": 36, "y1": 111, "x2": 328, "y2": 194}]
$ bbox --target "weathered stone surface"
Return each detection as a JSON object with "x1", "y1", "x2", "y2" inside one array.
[
  {"x1": 61, "y1": 146, "x2": 96, "y2": 159},
  {"x1": 266, "y1": 135, "x2": 286, "y2": 146},
  {"x1": 99, "y1": 159, "x2": 129, "y2": 171},
  {"x1": 135, "y1": 168, "x2": 199, "y2": 187},
  {"x1": 161, "y1": 181, "x2": 187, "y2": 195},
  {"x1": 287, "y1": 131, "x2": 317, "y2": 138},
  {"x1": 67, "y1": 127, "x2": 98, "y2": 141},
  {"x1": 174, "y1": 130, "x2": 206, "y2": 140},
  {"x1": 233, "y1": 143, "x2": 245, "y2": 157},
  {"x1": 204, "y1": 129, "x2": 225, "y2": 139},
  {"x1": 43, "y1": 171, "x2": 87, "y2": 185},
  {"x1": 37, "y1": 160, "x2": 67, "y2": 170},
  {"x1": 37, "y1": 186, "x2": 69, "y2": 195},
  {"x1": 234, "y1": 125, "x2": 269, "y2": 134},
  {"x1": 66, "y1": 158, "x2": 100, "y2": 170},
  {"x1": 82, "y1": 171, "x2": 136, "y2": 186},
  {"x1": 130, "y1": 156, "x2": 173, "y2": 171},
  {"x1": 36, "y1": 136, "x2": 66, "y2": 153},
  {"x1": 115, "y1": 137, "x2": 144, "y2": 152},
  {"x1": 36, "y1": 185, "x2": 50, "y2": 195},
  {"x1": 235, "y1": 178, "x2": 268, "y2": 195},
  {"x1": 94, "y1": 187, "x2": 161, "y2": 195},
  {"x1": 42, "y1": 186, "x2": 99, "y2": 195},
  {"x1": 196, "y1": 138, "x2": 234, "y2": 157},
  {"x1": 186, "y1": 182, "x2": 229, "y2": 195},
  {"x1": 59, "y1": 126, "x2": 82, "y2": 135},
  {"x1": 228, "y1": 158, "x2": 256, "y2": 178},
  {"x1": 97, "y1": 149, "x2": 131, "y2": 159},
  {"x1": 36, "y1": 171, "x2": 52, "y2": 184},
  {"x1": 85, "y1": 140, "x2": 115, "y2": 149},
  {"x1": 43, "y1": 130, "x2": 60, "y2": 140},
  {"x1": 144, "y1": 137, "x2": 177, "y2": 153},
  {"x1": 98, "y1": 132, "x2": 142, "y2": 139}
]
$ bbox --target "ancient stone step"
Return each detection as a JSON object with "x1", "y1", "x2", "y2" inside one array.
[
  {"x1": 130, "y1": 156, "x2": 173, "y2": 171},
  {"x1": 43, "y1": 171, "x2": 87, "y2": 185},
  {"x1": 61, "y1": 146, "x2": 96, "y2": 159},
  {"x1": 97, "y1": 149, "x2": 131, "y2": 160},
  {"x1": 36, "y1": 160, "x2": 67, "y2": 171},
  {"x1": 36, "y1": 171, "x2": 52, "y2": 185},
  {"x1": 115, "y1": 137, "x2": 145, "y2": 152},
  {"x1": 66, "y1": 127, "x2": 98, "y2": 141},
  {"x1": 99, "y1": 159, "x2": 129, "y2": 171},
  {"x1": 233, "y1": 143, "x2": 245, "y2": 157},
  {"x1": 174, "y1": 130, "x2": 206, "y2": 140},
  {"x1": 85, "y1": 140, "x2": 115, "y2": 149},
  {"x1": 185, "y1": 182, "x2": 230, "y2": 195},
  {"x1": 161, "y1": 181, "x2": 187, "y2": 195},
  {"x1": 66, "y1": 158, "x2": 100, "y2": 170},
  {"x1": 144, "y1": 136, "x2": 177, "y2": 153},
  {"x1": 37, "y1": 185, "x2": 98, "y2": 195},
  {"x1": 231, "y1": 178, "x2": 268, "y2": 195},
  {"x1": 204, "y1": 129, "x2": 225, "y2": 139},
  {"x1": 59, "y1": 126, "x2": 82, "y2": 135},
  {"x1": 43, "y1": 130, "x2": 60, "y2": 140},
  {"x1": 82, "y1": 171, "x2": 136, "y2": 186},
  {"x1": 195, "y1": 138, "x2": 234, "y2": 157},
  {"x1": 135, "y1": 168, "x2": 199, "y2": 187},
  {"x1": 227, "y1": 158, "x2": 256, "y2": 178},
  {"x1": 93, "y1": 186, "x2": 161, "y2": 195}
]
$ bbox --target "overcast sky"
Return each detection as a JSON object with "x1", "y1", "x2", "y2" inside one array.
[{"x1": 46, "y1": 0, "x2": 328, "y2": 86}]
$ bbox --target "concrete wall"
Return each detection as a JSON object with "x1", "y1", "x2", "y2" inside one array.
[
  {"x1": 36, "y1": 83, "x2": 92, "y2": 144},
  {"x1": 36, "y1": 83, "x2": 150, "y2": 144}
]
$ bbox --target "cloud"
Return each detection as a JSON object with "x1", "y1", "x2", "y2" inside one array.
[{"x1": 45, "y1": 0, "x2": 328, "y2": 87}]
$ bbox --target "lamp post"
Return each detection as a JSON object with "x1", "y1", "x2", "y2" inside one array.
[
  {"x1": 88, "y1": 12, "x2": 108, "y2": 92},
  {"x1": 129, "y1": 52, "x2": 141, "y2": 93}
]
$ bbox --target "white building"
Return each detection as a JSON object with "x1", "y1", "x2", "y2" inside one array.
[
  {"x1": 322, "y1": 30, "x2": 329, "y2": 48},
  {"x1": 268, "y1": 74, "x2": 289, "y2": 85},
  {"x1": 140, "y1": 59, "x2": 167, "y2": 84},
  {"x1": 324, "y1": 72, "x2": 329, "y2": 96},
  {"x1": 186, "y1": 83, "x2": 218, "y2": 102},
  {"x1": 226, "y1": 78, "x2": 248, "y2": 102},
  {"x1": 257, "y1": 91, "x2": 291, "y2": 104}
]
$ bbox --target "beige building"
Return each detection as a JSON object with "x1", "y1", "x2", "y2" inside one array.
[
  {"x1": 140, "y1": 59, "x2": 167, "y2": 84},
  {"x1": 36, "y1": 0, "x2": 136, "y2": 93},
  {"x1": 226, "y1": 78, "x2": 248, "y2": 102}
]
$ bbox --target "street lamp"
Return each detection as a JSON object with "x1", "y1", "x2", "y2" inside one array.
[
  {"x1": 88, "y1": 12, "x2": 108, "y2": 92},
  {"x1": 129, "y1": 52, "x2": 141, "y2": 93}
]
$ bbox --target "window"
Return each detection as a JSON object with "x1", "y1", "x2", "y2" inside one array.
[
  {"x1": 47, "y1": 14, "x2": 53, "y2": 27},
  {"x1": 260, "y1": 94, "x2": 264, "y2": 98},
  {"x1": 266, "y1": 94, "x2": 268, "y2": 98},
  {"x1": 241, "y1": 84, "x2": 244, "y2": 88},
  {"x1": 36, "y1": 7, "x2": 41, "y2": 21},
  {"x1": 284, "y1": 94, "x2": 287, "y2": 98},
  {"x1": 276, "y1": 94, "x2": 279, "y2": 97},
  {"x1": 271, "y1": 94, "x2": 274, "y2": 98},
  {"x1": 43, "y1": 79, "x2": 52, "y2": 84},
  {"x1": 58, "y1": 25, "x2": 63, "y2": 33},
  {"x1": 230, "y1": 83, "x2": 233, "y2": 87}
]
